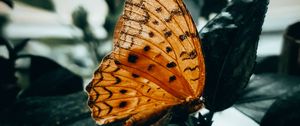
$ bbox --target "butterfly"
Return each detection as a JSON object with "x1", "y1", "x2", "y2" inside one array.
[{"x1": 85, "y1": 0, "x2": 205, "y2": 125}]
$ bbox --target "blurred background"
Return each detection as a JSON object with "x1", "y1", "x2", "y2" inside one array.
[{"x1": 0, "y1": 0, "x2": 300, "y2": 126}]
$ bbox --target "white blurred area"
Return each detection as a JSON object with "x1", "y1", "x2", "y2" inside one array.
[
  {"x1": 0, "y1": 0, "x2": 300, "y2": 126},
  {"x1": 257, "y1": 0, "x2": 300, "y2": 57},
  {"x1": 0, "y1": 0, "x2": 110, "y2": 83},
  {"x1": 0, "y1": 0, "x2": 108, "y2": 39}
]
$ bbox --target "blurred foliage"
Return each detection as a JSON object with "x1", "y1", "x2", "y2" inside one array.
[
  {"x1": 72, "y1": 6, "x2": 103, "y2": 62},
  {"x1": 201, "y1": 0, "x2": 228, "y2": 19},
  {"x1": 18, "y1": 55, "x2": 83, "y2": 98},
  {"x1": 0, "y1": 0, "x2": 13, "y2": 8},
  {"x1": 260, "y1": 84, "x2": 300, "y2": 126},
  {"x1": 105, "y1": 0, "x2": 124, "y2": 15},
  {"x1": 0, "y1": 37, "x2": 20, "y2": 109},
  {"x1": 16, "y1": 0, "x2": 54, "y2": 11},
  {"x1": 104, "y1": 0, "x2": 125, "y2": 38},
  {"x1": 72, "y1": 6, "x2": 96, "y2": 43},
  {"x1": 235, "y1": 74, "x2": 300, "y2": 123},
  {"x1": 183, "y1": 0, "x2": 203, "y2": 23},
  {"x1": 254, "y1": 56, "x2": 279, "y2": 74},
  {"x1": 72, "y1": 6, "x2": 88, "y2": 30},
  {"x1": 0, "y1": 15, "x2": 8, "y2": 36}
]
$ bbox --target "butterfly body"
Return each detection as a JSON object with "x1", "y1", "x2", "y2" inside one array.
[{"x1": 86, "y1": 0, "x2": 205, "y2": 125}]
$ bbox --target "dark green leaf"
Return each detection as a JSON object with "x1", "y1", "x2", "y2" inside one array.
[
  {"x1": 14, "y1": 39, "x2": 30, "y2": 53},
  {"x1": 0, "y1": 14, "x2": 9, "y2": 37},
  {"x1": 0, "y1": 0, "x2": 13, "y2": 8},
  {"x1": 260, "y1": 85, "x2": 300, "y2": 126},
  {"x1": 105, "y1": 0, "x2": 124, "y2": 15},
  {"x1": 18, "y1": 55, "x2": 83, "y2": 98},
  {"x1": 234, "y1": 74, "x2": 300, "y2": 123},
  {"x1": 0, "y1": 92, "x2": 96, "y2": 126},
  {"x1": 200, "y1": 0, "x2": 269, "y2": 112},
  {"x1": 0, "y1": 57, "x2": 19, "y2": 109},
  {"x1": 201, "y1": 0, "x2": 228, "y2": 19},
  {"x1": 17, "y1": 0, "x2": 54, "y2": 11},
  {"x1": 254, "y1": 56, "x2": 279, "y2": 74},
  {"x1": 104, "y1": 0, "x2": 125, "y2": 38},
  {"x1": 72, "y1": 6, "x2": 88, "y2": 30}
]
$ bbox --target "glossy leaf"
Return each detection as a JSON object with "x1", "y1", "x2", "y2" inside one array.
[
  {"x1": 201, "y1": 0, "x2": 228, "y2": 19},
  {"x1": 200, "y1": 0, "x2": 269, "y2": 112},
  {"x1": 235, "y1": 74, "x2": 300, "y2": 123},
  {"x1": 0, "y1": 92, "x2": 96, "y2": 126},
  {"x1": 14, "y1": 39, "x2": 30, "y2": 53},
  {"x1": 254, "y1": 56, "x2": 279, "y2": 74},
  {"x1": 18, "y1": 55, "x2": 83, "y2": 98},
  {"x1": 260, "y1": 84, "x2": 300, "y2": 126}
]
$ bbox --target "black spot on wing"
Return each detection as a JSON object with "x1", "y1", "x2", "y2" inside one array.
[
  {"x1": 164, "y1": 31, "x2": 172, "y2": 38},
  {"x1": 166, "y1": 62, "x2": 177, "y2": 68},
  {"x1": 143, "y1": 45, "x2": 150, "y2": 51},
  {"x1": 156, "y1": 7, "x2": 162, "y2": 12},
  {"x1": 152, "y1": 20, "x2": 159, "y2": 25},
  {"x1": 179, "y1": 35, "x2": 187, "y2": 41},
  {"x1": 148, "y1": 32, "x2": 154, "y2": 37},
  {"x1": 166, "y1": 47, "x2": 172, "y2": 53},
  {"x1": 147, "y1": 88, "x2": 151, "y2": 93},
  {"x1": 147, "y1": 64, "x2": 155, "y2": 71},
  {"x1": 120, "y1": 89, "x2": 127, "y2": 94},
  {"x1": 119, "y1": 101, "x2": 128, "y2": 108},
  {"x1": 132, "y1": 73, "x2": 140, "y2": 78},
  {"x1": 114, "y1": 60, "x2": 121, "y2": 65},
  {"x1": 169, "y1": 75, "x2": 176, "y2": 82},
  {"x1": 128, "y1": 54, "x2": 138, "y2": 63}
]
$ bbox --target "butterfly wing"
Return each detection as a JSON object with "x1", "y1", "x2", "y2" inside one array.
[
  {"x1": 114, "y1": 0, "x2": 205, "y2": 98},
  {"x1": 86, "y1": 57, "x2": 179, "y2": 125},
  {"x1": 86, "y1": 0, "x2": 205, "y2": 125}
]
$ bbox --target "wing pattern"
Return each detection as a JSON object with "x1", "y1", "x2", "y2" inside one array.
[{"x1": 86, "y1": 0, "x2": 205, "y2": 125}]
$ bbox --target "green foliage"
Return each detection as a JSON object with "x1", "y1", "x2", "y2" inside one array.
[
  {"x1": 104, "y1": 0, "x2": 125, "y2": 38},
  {"x1": 1, "y1": 0, "x2": 13, "y2": 8},
  {"x1": 16, "y1": 0, "x2": 55, "y2": 11},
  {"x1": 202, "y1": 0, "x2": 228, "y2": 19},
  {"x1": 72, "y1": 6, "x2": 88, "y2": 30},
  {"x1": 0, "y1": 15, "x2": 8, "y2": 36}
]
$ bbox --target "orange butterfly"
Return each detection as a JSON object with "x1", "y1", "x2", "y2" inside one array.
[{"x1": 86, "y1": 0, "x2": 205, "y2": 125}]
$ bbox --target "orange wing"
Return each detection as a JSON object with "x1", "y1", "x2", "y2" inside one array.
[
  {"x1": 86, "y1": 0, "x2": 205, "y2": 125},
  {"x1": 114, "y1": 0, "x2": 205, "y2": 98},
  {"x1": 86, "y1": 58, "x2": 179, "y2": 125}
]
